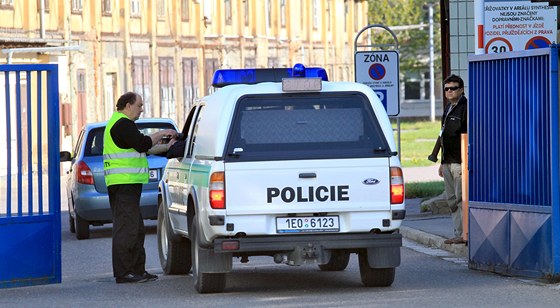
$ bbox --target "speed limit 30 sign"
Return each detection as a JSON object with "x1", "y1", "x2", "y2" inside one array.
[{"x1": 355, "y1": 51, "x2": 400, "y2": 116}]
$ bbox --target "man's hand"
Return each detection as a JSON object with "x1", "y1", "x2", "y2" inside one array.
[{"x1": 150, "y1": 129, "x2": 178, "y2": 145}]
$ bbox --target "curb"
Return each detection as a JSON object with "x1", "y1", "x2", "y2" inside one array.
[{"x1": 400, "y1": 226, "x2": 468, "y2": 258}]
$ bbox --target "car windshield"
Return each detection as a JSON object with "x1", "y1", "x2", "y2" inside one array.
[{"x1": 83, "y1": 122, "x2": 175, "y2": 157}]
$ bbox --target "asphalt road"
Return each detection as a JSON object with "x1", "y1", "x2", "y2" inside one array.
[{"x1": 2, "y1": 211, "x2": 560, "y2": 307}]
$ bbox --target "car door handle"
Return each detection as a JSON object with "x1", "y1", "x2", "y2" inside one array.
[{"x1": 299, "y1": 172, "x2": 316, "y2": 179}]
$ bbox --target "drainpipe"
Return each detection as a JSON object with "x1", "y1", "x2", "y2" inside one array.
[{"x1": 40, "y1": 0, "x2": 45, "y2": 39}]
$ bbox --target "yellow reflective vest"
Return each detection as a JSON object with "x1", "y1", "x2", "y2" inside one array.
[{"x1": 103, "y1": 112, "x2": 149, "y2": 186}]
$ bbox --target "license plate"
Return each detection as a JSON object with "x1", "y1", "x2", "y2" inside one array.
[
  {"x1": 149, "y1": 169, "x2": 158, "y2": 181},
  {"x1": 276, "y1": 216, "x2": 339, "y2": 233}
]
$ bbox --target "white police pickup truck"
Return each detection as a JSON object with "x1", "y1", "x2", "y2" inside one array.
[{"x1": 157, "y1": 64, "x2": 405, "y2": 293}]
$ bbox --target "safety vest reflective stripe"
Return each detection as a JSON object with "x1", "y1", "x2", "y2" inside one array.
[
  {"x1": 104, "y1": 167, "x2": 149, "y2": 176},
  {"x1": 103, "y1": 152, "x2": 146, "y2": 160}
]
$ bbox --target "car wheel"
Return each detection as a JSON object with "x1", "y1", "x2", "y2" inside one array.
[
  {"x1": 157, "y1": 201, "x2": 192, "y2": 274},
  {"x1": 358, "y1": 252, "x2": 395, "y2": 287},
  {"x1": 318, "y1": 250, "x2": 350, "y2": 271},
  {"x1": 191, "y1": 214, "x2": 226, "y2": 293},
  {"x1": 74, "y1": 212, "x2": 90, "y2": 240}
]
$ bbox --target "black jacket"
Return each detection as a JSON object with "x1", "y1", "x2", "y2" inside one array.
[{"x1": 441, "y1": 95, "x2": 468, "y2": 164}]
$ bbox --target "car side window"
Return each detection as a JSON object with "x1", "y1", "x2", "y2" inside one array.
[
  {"x1": 74, "y1": 131, "x2": 85, "y2": 155},
  {"x1": 84, "y1": 128, "x2": 105, "y2": 157},
  {"x1": 186, "y1": 106, "x2": 204, "y2": 157}
]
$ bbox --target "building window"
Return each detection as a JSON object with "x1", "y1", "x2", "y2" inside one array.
[
  {"x1": 157, "y1": 0, "x2": 165, "y2": 18},
  {"x1": 72, "y1": 0, "x2": 82, "y2": 12},
  {"x1": 267, "y1": 0, "x2": 271, "y2": 29},
  {"x1": 181, "y1": 0, "x2": 189, "y2": 21},
  {"x1": 131, "y1": 0, "x2": 140, "y2": 17},
  {"x1": 268, "y1": 58, "x2": 278, "y2": 68},
  {"x1": 205, "y1": 59, "x2": 219, "y2": 96},
  {"x1": 132, "y1": 57, "x2": 152, "y2": 116},
  {"x1": 244, "y1": 0, "x2": 249, "y2": 27},
  {"x1": 245, "y1": 58, "x2": 255, "y2": 68},
  {"x1": 36, "y1": 0, "x2": 49, "y2": 12},
  {"x1": 76, "y1": 69, "x2": 87, "y2": 130},
  {"x1": 159, "y1": 58, "x2": 176, "y2": 120},
  {"x1": 344, "y1": 1, "x2": 348, "y2": 33},
  {"x1": 102, "y1": 0, "x2": 111, "y2": 14},
  {"x1": 326, "y1": 0, "x2": 331, "y2": 31},
  {"x1": 312, "y1": 0, "x2": 318, "y2": 30},
  {"x1": 182, "y1": 58, "x2": 199, "y2": 118},
  {"x1": 354, "y1": 1, "x2": 359, "y2": 32},
  {"x1": 280, "y1": 0, "x2": 286, "y2": 28},
  {"x1": 404, "y1": 81, "x2": 421, "y2": 100},
  {"x1": 1, "y1": 0, "x2": 14, "y2": 7},
  {"x1": 225, "y1": 0, "x2": 232, "y2": 25}
]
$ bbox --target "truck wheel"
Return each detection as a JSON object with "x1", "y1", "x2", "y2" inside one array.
[
  {"x1": 191, "y1": 215, "x2": 226, "y2": 293},
  {"x1": 74, "y1": 212, "x2": 90, "y2": 240},
  {"x1": 358, "y1": 252, "x2": 395, "y2": 287},
  {"x1": 157, "y1": 202, "x2": 192, "y2": 274},
  {"x1": 318, "y1": 250, "x2": 350, "y2": 271}
]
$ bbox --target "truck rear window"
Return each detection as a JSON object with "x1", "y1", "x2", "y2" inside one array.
[{"x1": 225, "y1": 92, "x2": 391, "y2": 162}]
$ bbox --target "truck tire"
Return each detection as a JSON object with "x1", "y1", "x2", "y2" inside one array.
[
  {"x1": 157, "y1": 202, "x2": 192, "y2": 274},
  {"x1": 74, "y1": 212, "x2": 90, "y2": 240},
  {"x1": 318, "y1": 250, "x2": 350, "y2": 271},
  {"x1": 358, "y1": 252, "x2": 395, "y2": 287},
  {"x1": 191, "y1": 214, "x2": 226, "y2": 293}
]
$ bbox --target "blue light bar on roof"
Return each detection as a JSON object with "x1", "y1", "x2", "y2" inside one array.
[{"x1": 211, "y1": 63, "x2": 328, "y2": 88}]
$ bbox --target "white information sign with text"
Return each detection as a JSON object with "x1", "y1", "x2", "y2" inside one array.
[
  {"x1": 483, "y1": 0, "x2": 557, "y2": 53},
  {"x1": 354, "y1": 51, "x2": 400, "y2": 116}
]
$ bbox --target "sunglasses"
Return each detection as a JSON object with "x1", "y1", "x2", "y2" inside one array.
[{"x1": 444, "y1": 86, "x2": 461, "y2": 92}]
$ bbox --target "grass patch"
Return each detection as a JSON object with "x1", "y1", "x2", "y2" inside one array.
[
  {"x1": 405, "y1": 181, "x2": 444, "y2": 199},
  {"x1": 393, "y1": 120, "x2": 440, "y2": 168}
]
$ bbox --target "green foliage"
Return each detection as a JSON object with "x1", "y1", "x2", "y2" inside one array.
[
  {"x1": 395, "y1": 119, "x2": 440, "y2": 167},
  {"x1": 367, "y1": 0, "x2": 441, "y2": 75},
  {"x1": 405, "y1": 181, "x2": 444, "y2": 199}
]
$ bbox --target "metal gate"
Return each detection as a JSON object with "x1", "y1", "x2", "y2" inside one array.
[
  {"x1": 0, "y1": 64, "x2": 61, "y2": 288},
  {"x1": 468, "y1": 46, "x2": 560, "y2": 280}
]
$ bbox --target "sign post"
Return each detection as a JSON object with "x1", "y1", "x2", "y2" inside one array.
[{"x1": 354, "y1": 24, "x2": 401, "y2": 156}]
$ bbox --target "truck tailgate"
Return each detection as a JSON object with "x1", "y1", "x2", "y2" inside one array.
[{"x1": 224, "y1": 158, "x2": 390, "y2": 215}]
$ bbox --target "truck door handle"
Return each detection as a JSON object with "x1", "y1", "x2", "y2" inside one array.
[{"x1": 299, "y1": 172, "x2": 316, "y2": 178}]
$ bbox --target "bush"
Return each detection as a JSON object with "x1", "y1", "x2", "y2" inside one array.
[{"x1": 405, "y1": 181, "x2": 444, "y2": 199}]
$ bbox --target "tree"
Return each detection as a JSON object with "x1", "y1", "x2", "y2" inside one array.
[{"x1": 367, "y1": 0, "x2": 441, "y2": 76}]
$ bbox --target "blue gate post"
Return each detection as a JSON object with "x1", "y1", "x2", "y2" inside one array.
[
  {"x1": 0, "y1": 64, "x2": 61, "y2": 288},
  {"x1": 468, "y1": 46, "x2": 560, "y2": 281}
]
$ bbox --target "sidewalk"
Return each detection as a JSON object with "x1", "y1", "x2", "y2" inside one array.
[{"x1": 401, "y1": 165, "x2": 468, "y2": 258}]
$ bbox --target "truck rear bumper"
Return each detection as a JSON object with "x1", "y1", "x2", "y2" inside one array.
[
  {"x1": 213, "y1": 232, "x2": 401, "y2": 268},
  {"x1": 213, "y1": 232, "x2": 401, "y2": 253}
]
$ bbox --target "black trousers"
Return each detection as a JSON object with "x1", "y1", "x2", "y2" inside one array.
[{"x1": 108, "y1": 183, "x2": 146, "y2": 278}]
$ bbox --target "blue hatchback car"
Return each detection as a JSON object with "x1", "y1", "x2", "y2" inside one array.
[{"x1": 60, "y1": 118, "x2": 178, "y2": 239}]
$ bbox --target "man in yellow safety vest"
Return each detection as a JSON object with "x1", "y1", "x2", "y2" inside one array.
[{"x1": 103, "y1": 92, "x2": 177, "y2": 283}]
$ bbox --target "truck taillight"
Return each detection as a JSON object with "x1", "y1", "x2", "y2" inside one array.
[
  {"x1": 76, "y1": 161, "x2": 94, "y2": 185},
  {"x1": 210, "y1": 172, "x2": 225, "y2": 209},
  {"x1": 390, "y1": 167, "x2": 404, "y2": 204}
]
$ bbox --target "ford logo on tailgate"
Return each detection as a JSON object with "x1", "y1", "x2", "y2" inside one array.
[{"x1": 362, "y1": 178, "x2": 380, "y2": 185}]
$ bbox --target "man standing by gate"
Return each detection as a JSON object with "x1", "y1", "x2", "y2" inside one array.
[
  {"x1": 438, "y1": 75, "x2": 468, "y2": 245},
  {"x1": 103, "y1": 92, "x2": 177, "y2": 283}
]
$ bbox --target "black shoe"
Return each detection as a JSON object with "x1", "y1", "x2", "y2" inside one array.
[
  {"x1": 115, "y1": 273, "x2": 149, "y2": 284},
  {"x1": 143, "y1": 271, "x2": 158, "y2": 281}
]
